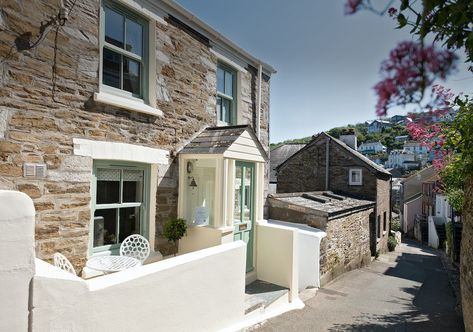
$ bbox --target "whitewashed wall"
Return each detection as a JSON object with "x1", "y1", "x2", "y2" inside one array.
[
  {"x1": 268, "y1": 219, "x2": 327, "y2": 290},
  {"x1": 256, "y1": 220, "x2": 299, "y2": 302},
  {"x1": 32, "y1": 241, "x2": 246, "y2": 332},
  {"x1": 0, "y1": 191, "x2": 35, "y2": 332}
]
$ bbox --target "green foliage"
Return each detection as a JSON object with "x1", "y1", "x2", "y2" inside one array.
[
  {"x1": 391, "y1": 217, "x2": 401, "y2": 232},
  {"x1": 440, "y1": 98, "x2": 473, "y2": 213},
  {"x1": 387, "y1": 235, "x2": 397, "y2": 252},
  {"x1": 163, "y1": 217, "x2": 187, "y2": 244}
]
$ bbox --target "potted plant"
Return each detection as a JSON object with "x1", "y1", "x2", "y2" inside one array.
[{"x1": 163, "y1": 217, "x2": 187, "y2": 256}]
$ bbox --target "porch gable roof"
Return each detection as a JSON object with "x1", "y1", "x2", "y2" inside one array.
[{"x1": 179, "y1": 125, "x2": 268, "y2": 161}]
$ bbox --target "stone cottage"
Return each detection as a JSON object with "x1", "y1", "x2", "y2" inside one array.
[
  {"x1": 268, "y1": 191, "x2": 375, "y2": 285},
  {"x1": 0, "y1": 0, "x2": 275, "y2": 271},
  {"x1": 276, "y1": 132, "x2": 392, "y2": 254}
]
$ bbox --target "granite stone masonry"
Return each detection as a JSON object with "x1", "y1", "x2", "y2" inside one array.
[
  {"x1": 461, "y1": 178, "x2": 473, "y2": 331},
  {"x1": 276, "y1": 132, "x2": 391, "y2": 254},
  {"x1": 0, "y1": 0, "x2": 272, "y2": 268}
]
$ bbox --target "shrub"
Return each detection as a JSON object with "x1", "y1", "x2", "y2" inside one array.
[
  {"x1": 163, "y1": 218, "x2": 187, "y2": 255},
  {"x1": 391, "y1": 217, "x2": 401, "y2": 232},
  {"x1": 388, "y1": 235, "x2": 397, "y2": 252}
]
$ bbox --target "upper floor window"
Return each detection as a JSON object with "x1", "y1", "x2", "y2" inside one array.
[
  {"x1": 216, "y1": 63, "x2": 236, "y2": 125},
  {"x1": 102, "y1": 1, "x2": 148, "y2": 99},
  {"x1": 349, "y1": 168, "x2": 362, "y2": 186}
]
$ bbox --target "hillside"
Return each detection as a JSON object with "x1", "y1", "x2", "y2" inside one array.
[{"x1": 271, "y1": 121, "x2": 409, "y2": 152}]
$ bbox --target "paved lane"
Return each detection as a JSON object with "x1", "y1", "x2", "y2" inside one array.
[{"x1": 255, "y1": 240, "x2": 464, "y2": 331}]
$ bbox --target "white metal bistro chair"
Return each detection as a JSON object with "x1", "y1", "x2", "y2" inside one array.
[
  {"x1": 119, "y1": 234, "x2": 150, "y2": 264},
  {"x1": 53, "y1": 252, "x2": 76, "y2": 275}
]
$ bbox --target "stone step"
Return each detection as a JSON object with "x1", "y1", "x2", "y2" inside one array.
[{"x1": 244, "y1": 280, "x2": 289, "y2": 315}]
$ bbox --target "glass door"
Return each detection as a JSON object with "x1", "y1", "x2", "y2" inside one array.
[{"x1": 233, "y1": 161, "x2": 255, "y2": 272}]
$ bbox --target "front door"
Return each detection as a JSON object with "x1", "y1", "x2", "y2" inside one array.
[{"x1": 233, "y1": 161, "x2": 255, "y2": 272}]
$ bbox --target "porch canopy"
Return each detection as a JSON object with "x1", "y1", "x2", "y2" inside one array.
[{"x1": 177, "y1": 125, "x2": 268, "y2": 254}]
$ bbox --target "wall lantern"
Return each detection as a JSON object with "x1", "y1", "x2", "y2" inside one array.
[{"x1": 189, "y1": 176, "x2": 198, "y2": 188}]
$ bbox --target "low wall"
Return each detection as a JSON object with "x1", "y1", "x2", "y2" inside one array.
[
  {"x1": 268, "y1": 219, "x2": 326, "y2": 290},
  {"x1": 256, "y1": 221, "x2": 298, "y2": 302},
  {"x1": 428, "y1": 216, "x2": 439, "y2": 249},
  {"x1": 0, "y1": 191, "x2": 35, "y2": 332},
  {"x1": 32, "y1": 241, "x2": 246, "y2": 332},
  {"x1": 178, "y1": 225, "x2": 226, "y2": 254}
]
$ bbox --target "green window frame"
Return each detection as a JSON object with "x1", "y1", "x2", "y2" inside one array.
[
  {"x1": 216, "y1": 63, "x2": 237, "y2": 125},
  {"x1": 100, "y1": 0, "x2": 149, "y2": 100},
  {"x1": 91, "y1": 161, "x2": 150, "y2": 254}
]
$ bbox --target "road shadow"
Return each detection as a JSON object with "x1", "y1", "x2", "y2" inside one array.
[{"x1": 328, "y1": 240, "x2": 464, "y2": 331}]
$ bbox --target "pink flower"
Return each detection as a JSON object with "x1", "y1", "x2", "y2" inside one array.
[
  {"x1": 388, "y1": 7, "x2": 398, "y2": 17},
  {"x1": 345, "y1": 0, "x2": 363, "y2": 15}
]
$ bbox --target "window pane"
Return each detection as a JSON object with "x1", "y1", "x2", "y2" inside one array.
[
  {"x1": 234, "y1": 166, "x2": 242, "y2": 222},
  {"x1": 125, "y1": 18, "x2": 143, "y2": 56},
  {"x1": 243, "y1": 167, "x2": 252, "y2": 222},
  {"x1": 222, "y1": 98, "x2": 231, "y2": 123},
  {"x1": 103, "y1": 48, "x2": 121, "y2": 89},
  {"x1": 123, "y1": 57, "x2": 141, "y2": 95},
  {"x1": 96, "y1": 168, "x2": 120, "y2": 204},
  {"x1": 216, "y1": 96, "x2": 222, "y2": 121},
  {"x1": 119, "y1": 207, "x2": 141, "y2": 242},
  {"x1": 217, "y1": 67, "x2": 224, "y2": 93},
  {"x1": 123, "y1": 170, "x2": 144, "y2": 202},
  {"x1": 224, "y1": 71, "x2": 233, "y2": 96},
  {"x1": 94, "y1": 209, "x2": 118, "y2": 246},
  {"x1": 105, "y1": 7, "x2": 124, "y2": 48}
]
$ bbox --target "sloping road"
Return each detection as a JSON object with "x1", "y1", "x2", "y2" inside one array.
[{"x1": 255, "y1": 239, "x2": 464, "y2": 331}]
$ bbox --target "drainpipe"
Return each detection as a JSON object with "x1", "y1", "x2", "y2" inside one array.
[
  {"x1": 325, "y1": 137, "x2": 330, "y2": 191},
  {"x1": 256, "y1": 63, "x2": 262, "y2": 139}
]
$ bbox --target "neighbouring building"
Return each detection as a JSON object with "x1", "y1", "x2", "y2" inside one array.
[
  {"x1": 386, "y1": 150, "x2": 418, "y2": 169},
  {"x1": 367, "y1": 120, "x2": 392, "y2": 134},
  {"x1": 390, "y1": 115, "x2": 407, "y2": 124},
  {"x1": 269, "y1": 143, "x2": 306, "y2": 193},
  {"x1": 268, "y1": 191, "x2": 375, "y2": 285},
  {"x1": 0, "y1": 0, "x2": 275, "y2": 273},
  {"x1": 394, "y1": 135, "x2": 410, "y2": 143},
  {"x1": 403, "y1": 141, "x2": 429, "y2": 155},
  {"x1": 358, "y1": 141, "x2": 387, "y2": 155},
  {"x1": 400, "y1": 166, "x2": 437, "y2": 236},
  {"x1": 276, "y1": 132, "x2": 392, "y2": 254}
]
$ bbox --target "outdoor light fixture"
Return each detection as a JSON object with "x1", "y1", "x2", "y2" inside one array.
[{"x1": 189, "y1": 176, "x2": 198, "y2": 188}]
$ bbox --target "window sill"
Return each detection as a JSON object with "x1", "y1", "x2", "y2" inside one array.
[{"x1": 94, "y1": 91, "x2": 163, "y2": 117}]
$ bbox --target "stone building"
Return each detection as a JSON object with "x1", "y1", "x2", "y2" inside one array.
[
  {"x1": 269, "y1": 143, "x2": 306, "y2": 193},
  {"x1": 0, "y1": 0, "x2": 275, "y2": 270},
  {"x1": 276, "y1": 132, "x2": 392, "y2": 254},
  {"x1": 268, "y1": 191, "x2": 375, "y2": 285}
]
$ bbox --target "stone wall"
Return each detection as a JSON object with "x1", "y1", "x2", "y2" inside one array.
[
  {"x1": 375, "y1": 178, "x2": 391, "y2": 253},
  {"x1": 0, "y1": 0, "x2": 271, "y2": 267},
  {"x1": 267, "y1": 197, "x2": 373, "y2": 286},
  {"x1": 461, "y1": 177, "x2": 473, "y2": 332},
  {"x1": 319, "y1": 209, "x2": 372, "y2": 286},
  {"x1": 277, "y1": 137, "x2": 378, "y2": 201}
]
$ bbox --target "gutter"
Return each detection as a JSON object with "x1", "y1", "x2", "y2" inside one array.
[
  {"x1": 256, "y1": 63, "x2": 262, "y2": 139},
  {"x1": 325, "y1": 137, "x2": 330, "y2": 191}
]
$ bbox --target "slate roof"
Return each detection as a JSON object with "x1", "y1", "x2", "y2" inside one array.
[
  {"x1": 277, "y1": 132, "x2": 391, "y2": 177},
  {"x1": 269, "y1": 191, "x2": 375, "y2": 220},
  {"x1": 270, "y1": 144, "x2": 306, "y2": 183},
  {"x1": 179, "y1": 125, "x2": 268, "y2": 159}
]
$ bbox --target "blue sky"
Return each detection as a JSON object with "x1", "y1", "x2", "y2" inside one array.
[{"x1": 176, "y1": 0, "x2": 472, "y2": 143}]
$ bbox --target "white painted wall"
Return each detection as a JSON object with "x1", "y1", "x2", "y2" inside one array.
[
  {"x1": 256, "y1": 221, "x2": 299, "y2": 302},
  {"x1": 268, "y1": 220, "x2": 327, "y2": 290},
  {"x1": 435, "y1": 194, "x2": 451, "y2": 218},
  {"x1": 33, "y1": 241, "x2": 246, "y2": 332},
  {"x1": 403, "y1": 196, "x2": 422, "y2": 234},
  {"x1": 428, "y1": 216, "x2": 439, "y2": 249},
  {"x1": 0, "y1": 191, "x2": 35, "y2": 332}
]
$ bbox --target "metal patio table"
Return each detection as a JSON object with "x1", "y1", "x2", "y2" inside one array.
[{"x1": 86, "y1": 255, "x2": 141, "y2": 273}]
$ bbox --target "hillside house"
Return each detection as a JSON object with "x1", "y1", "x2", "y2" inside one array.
[
  {"x1": 276, "y1": 132, "x2": 392, "y2": 254},
  {"x1": 358, "y1": 141, "x2": 387, "y2": 155},
  {"x1": 386, "y1": 150, "x2": 418, "y2": 169},
  {"x1": 0, "y1": 0, "x2": 275, "y2": 275},
  {"x1": 367, "y1": 120, "x2": 392, "y2": 133}
]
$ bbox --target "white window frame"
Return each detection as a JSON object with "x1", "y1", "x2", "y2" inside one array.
[
  {"x1": 95, "y1": 0, "x2": 161, "y2": 116},
  {"x1": 349, "y1": 168, "x2": 363, "y2": 186}
]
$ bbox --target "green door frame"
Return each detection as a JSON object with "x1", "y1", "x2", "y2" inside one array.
[{"x1": 233, "y1": 161, "x2": 255, "y2": 272}]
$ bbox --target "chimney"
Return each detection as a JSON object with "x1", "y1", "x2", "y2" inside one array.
[{"x1": 339, "y1": 128, "x2": 357, "y2": 150}]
